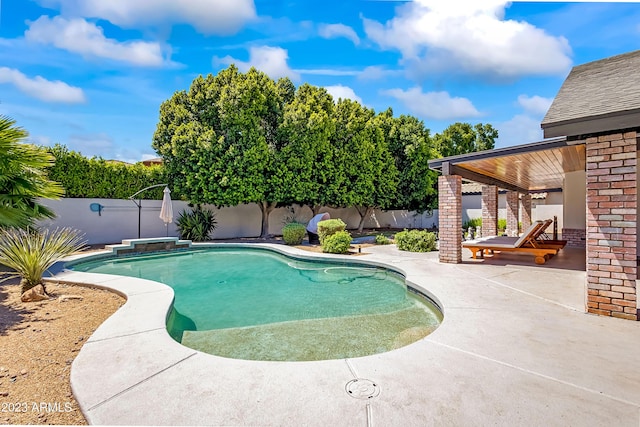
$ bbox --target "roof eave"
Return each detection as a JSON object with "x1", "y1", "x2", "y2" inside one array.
[{"x1": 542, "y1": 109, "x2": 640, "y2": 139}]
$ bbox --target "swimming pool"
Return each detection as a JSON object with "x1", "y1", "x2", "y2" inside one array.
[{"x1": 72, "y1": 247, "x2": 442, "y2": 361}]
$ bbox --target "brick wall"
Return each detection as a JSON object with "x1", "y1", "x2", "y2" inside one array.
[
  {"x1": 561, "y1": 228, "x2": 586, "y2": 248},
  {"x1": 439, "y1": 175, "x2": 462, "y2": 263},
  {"x1": 521, "y1": 194, "x2": 532, "y2": 227},
  {"x1": 585, "y1": 131, "x2": 638, "y2": 320},
  {"x1": 481, "y1": 185, "x2": 498, "y2": 237},
  {"x1": 506, "y1": 191, "x2": 519, "y2": 237}
]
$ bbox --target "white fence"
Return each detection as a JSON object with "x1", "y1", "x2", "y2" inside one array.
[{"x1": 37, "y1": 198, "x2": 441, "y2": 245}]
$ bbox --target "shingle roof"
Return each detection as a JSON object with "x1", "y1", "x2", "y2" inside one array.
[{"x1": 541, "y1": 50, "x2": 640, "y2": 137}]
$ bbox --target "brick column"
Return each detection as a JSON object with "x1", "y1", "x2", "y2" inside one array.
[
  {"x1": 586, "y1": 131, "x2": 638, "y2": 320},
  {"x1": 506, "y1": 191, "x2": 519, "y2": 237},
  {"x1": 521, "y1": 194, "x2": 532, "y2": 227},
  {"x1": 438, "y1": 174, "x2": 462, "y2": 263},
  {"x1": 481, "y1": 185, "x2": 498, "y2": 237}
]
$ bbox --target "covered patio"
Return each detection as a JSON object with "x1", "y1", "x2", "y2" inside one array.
[{"x1": 429, "y1": 49, "x2": 640, "y2": 321}]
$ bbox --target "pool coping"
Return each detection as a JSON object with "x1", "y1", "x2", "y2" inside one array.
[{"x1": 54, "y1": 242, "x2": 640, "y2": 426}]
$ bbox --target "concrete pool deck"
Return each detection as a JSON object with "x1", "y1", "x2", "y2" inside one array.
[{"x1": 56, "y1": 243, "x2": 640, "y2": 426}]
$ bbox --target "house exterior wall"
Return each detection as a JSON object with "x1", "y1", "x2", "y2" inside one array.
[{"x1": 563, "y1": 170, "x2": 587, "y2": 247}]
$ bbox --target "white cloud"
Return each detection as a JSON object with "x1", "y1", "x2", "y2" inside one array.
[
  {"x1": 0, "y1": 67, "x2": 86, "y2": 103},
  {"x1": 324, "y1": 85, "x2": 362, "y2": 103},
  {"x1": 295, "y1": 68, "x2": 359, "y2": 77},
  {"x1": 25, "y1": 16, "x2": 166, "y2": 67},
  {"x1": 35, "y1": 0, "x2": 256, "y2": 35},
  {"x1": 382, "y1": 87, "x2": 480, "y2": 120},
  {"x1": 318, "y1": 23, "x2": 360, "y2": 45},
  {"x1": 495, "y1": 114, "x2": 543, "y2": 148},
  {"x1": 358, "y1": 65, "x2": 402, "y2": 81},
  {"x1": 363, "y1": 0, "x2": 572, "y2": 79},
  {"x1": 215, "y1": 46, "x2": 300, "y2": 81},
  {"x1": 517, "y1": 94, "x2": 553, "y2": 116}
]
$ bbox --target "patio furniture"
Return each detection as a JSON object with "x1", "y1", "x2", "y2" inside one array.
[{"x1": 463, "y1": 221, "x2": 561, "y2": 265}]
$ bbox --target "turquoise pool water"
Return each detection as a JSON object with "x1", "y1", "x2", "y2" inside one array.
[{"x1": 72, "y1": 248, "x2": 442, "y2": 361}]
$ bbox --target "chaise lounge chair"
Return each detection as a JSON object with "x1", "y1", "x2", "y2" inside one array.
[{"x1": 463, "y1": 221, "x2": 562, "y2": 265}]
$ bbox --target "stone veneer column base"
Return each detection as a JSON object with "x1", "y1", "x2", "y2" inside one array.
[{"x1": 438, "y1": 175, "x2": 462, "y2": 263}]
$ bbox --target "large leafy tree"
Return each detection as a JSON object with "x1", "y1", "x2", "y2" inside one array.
[
  {"x1": 331, "y1": 100, "x2": 398, "y2": 232},
  {"x1": 274, "y1": 83, "x2": 336, "y2": 213},
  {"x1": 434, "y1": 122, "x2": 498, "y2": 158},
  {"x1": 153, "y1": 66, "x2": 284, "y2": 237},
  {"x1": 0, "y1": 116, "x2": 63, "y2": 228},
  {"x1": 377, "y1": 109, "x2": 439, "y2": 213}
]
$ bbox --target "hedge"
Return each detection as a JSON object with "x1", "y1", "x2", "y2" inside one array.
[{"x1": 47, "y1": 144, "x2": 169, "y2": 199}]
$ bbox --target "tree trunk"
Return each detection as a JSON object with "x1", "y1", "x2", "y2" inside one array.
[
  {"x1": 355, "y1": 206, "x2": 373, "y2": 233},
  {"x1": 259, "y1": 201, "x2": 277, "y2": 238}
]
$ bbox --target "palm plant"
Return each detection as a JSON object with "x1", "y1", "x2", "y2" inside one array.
[
  {"x1": 0, "y1": 227, "x2": 86, "y2": 294},
  {"x1": 0, "y1": 115, "x2": 64, "y2": 228}
]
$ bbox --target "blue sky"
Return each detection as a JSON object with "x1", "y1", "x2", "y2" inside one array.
[{"x1": 1, "y1": 1, "x2": 639, "y2": 163}]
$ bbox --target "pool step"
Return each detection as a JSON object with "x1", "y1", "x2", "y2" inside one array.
[{"x1": 181, "y1": 305, "x2": 440, "y2": 361}]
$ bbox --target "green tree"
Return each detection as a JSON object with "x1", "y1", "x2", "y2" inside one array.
[
  {"x1": 153, "y1": 66, "x2": 284, "y2": 237},
  {"x1": 274, "y1": 83, "x2": 336, "y2": 213},
  {"x1": 331, "y1": 100, "x2": 398, "y2": 232},
  {"x1": 434, "y1": 122, "x2": 498, "y2": 158},
  {"x1": 0, "y1": 116, "x2": 63, "y2": 228},
  {"x1": 376, "y1": 109, "x2": 439, "y2": 212}
]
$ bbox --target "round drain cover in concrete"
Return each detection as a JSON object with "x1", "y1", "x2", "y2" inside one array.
[{"x1": 345, "y1": 378, "x2": 380, "y2": 399}]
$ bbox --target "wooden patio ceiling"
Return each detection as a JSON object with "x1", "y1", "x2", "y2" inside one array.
[{"x1": 428, "y1": 137, "x2": 586, "y2": 193}]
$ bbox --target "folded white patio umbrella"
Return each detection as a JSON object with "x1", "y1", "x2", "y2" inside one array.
[{"x1": 159, "y1": 186, "x2": 173, "y2": 236}]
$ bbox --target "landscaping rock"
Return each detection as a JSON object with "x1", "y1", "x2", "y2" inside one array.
[{"x1": 21, "y1": 285, "x2": 48, "y2": 302}]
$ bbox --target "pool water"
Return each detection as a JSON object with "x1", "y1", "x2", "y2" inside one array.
[{"x1": 72, "y1": 248, "x2": 442, "y2": 361}]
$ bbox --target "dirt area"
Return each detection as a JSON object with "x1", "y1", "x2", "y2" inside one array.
[{"x1": 0, "y1": 281, "x2": 124, "y2": 425}]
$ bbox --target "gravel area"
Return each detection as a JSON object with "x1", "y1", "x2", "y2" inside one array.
[{"x1": 0, "y1": 281, "x2": 124, "y2": 425}]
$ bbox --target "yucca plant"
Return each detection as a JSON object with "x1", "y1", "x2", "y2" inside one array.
[
  {"x1": 0, "y1": 227, "x2": 86, "y2": 294},
  {"x1": 176, "y1": 205, "x2": 217, "y2": 241}
]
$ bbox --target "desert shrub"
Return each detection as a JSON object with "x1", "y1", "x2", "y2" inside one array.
[
  {"x1": 282, "y1": 222, "x2": 306, "y2": 245},
  {"x1": 0, "y1": 227, "x2": 86, "y2": 293},
  {"x1": 317, "y1": 218, "x2": 346, "y2": 244},
  {"x1": 395, "y1": 229, "x2": 437, "y2": 252},
  {"x1": 322, "y1": 231, "x2": 352, "y2": 254},
  {"x1": 176, "y1": 205, "x2": 216, "y2": 241},
  {"x1": 375, "y1": 234, "x2": 391, "y2": 245}
]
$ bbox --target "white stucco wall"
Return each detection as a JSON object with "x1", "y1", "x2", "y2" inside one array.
[
  {"x1": 563, "y1": 171, "x2": 586, "y2": 229},
  {"x1": 37, "y1": 198, "x2": 442, "y2": 245}
]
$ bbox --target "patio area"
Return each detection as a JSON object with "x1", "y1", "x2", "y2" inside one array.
[{"x1": 57, "y1": 243, "x2": 640, "y2": 426}]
